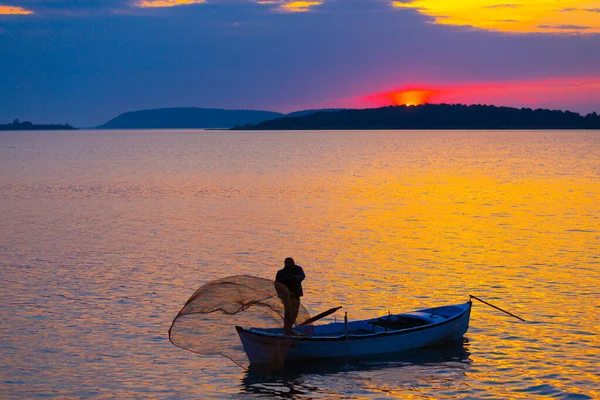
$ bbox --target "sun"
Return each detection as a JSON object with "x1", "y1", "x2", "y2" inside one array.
[
  {"x1": 389, "y1": 89, "x2": 437, "y2": 106},
  {"x1": 365, "y1": 88, "x2": 439, "y2": 107}
]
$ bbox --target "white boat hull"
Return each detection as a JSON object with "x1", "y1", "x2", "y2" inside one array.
[{"x1": 236, "y1": 302, "x2": 472, "y2": 366}]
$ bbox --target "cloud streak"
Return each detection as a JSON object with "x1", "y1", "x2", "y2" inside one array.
[
  {"x1": 14, "y1": 0, "x2": 323, "y2": 15},
  {"x1": 279, "y1": 1, "x2": 322, "y2": 12},
  {"x1": 0, "y1": 5, "x2": 34, "y2": 15},
  {"x1": 135, "y1": 0, "x2": 206, "y2": 8},
  {"x1": 252, "y1": 1, "x2": 323, "y2": 13},
  {"x1": 10, "y1": 0, "x2": 600, "y2": 27},
  {"x1": 392, "y1": 0, "x2": 600, "y2": 33}
]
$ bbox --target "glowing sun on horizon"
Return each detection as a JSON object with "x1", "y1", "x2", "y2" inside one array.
[
  {"x1": 368, "y1": 89, "x2": 438, "y2": 107},
  {"x1": 392, "y1": 89, "x2": 436, "y2": 106}
]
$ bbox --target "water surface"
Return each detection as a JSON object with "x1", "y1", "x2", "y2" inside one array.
[{"x1": 1, "y1": 129, "x2": 598, "y2": 398}]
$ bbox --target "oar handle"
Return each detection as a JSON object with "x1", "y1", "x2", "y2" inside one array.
[
  {"x1": 470, "y1": 294, "x2": 526, "y2": 321},
  {"x1": 299, "y1": 306, "x2": 343, "y2": 326}
]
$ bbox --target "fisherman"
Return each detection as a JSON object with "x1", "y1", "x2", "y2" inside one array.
[{"x1": 275, "y1": 257, "x2": 305, "y2": 335}]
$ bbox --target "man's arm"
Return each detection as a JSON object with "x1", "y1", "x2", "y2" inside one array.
[
  {"x1": 294, "y1": 267, "x2": 305, "y2": 282},
  {"x1": 277, "y1": 268, "x2": 305, "y2": 283},
  {"x1": 277, "y1": 269, "x2": 296, "y2": 284}
]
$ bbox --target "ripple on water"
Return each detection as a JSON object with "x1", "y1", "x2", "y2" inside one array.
[{"x1": 1, "y1": 130, "x2": 599, "y2": 398}]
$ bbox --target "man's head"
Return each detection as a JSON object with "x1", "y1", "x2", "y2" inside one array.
[{"x1": 284, "y1": 257, "x2": 295, "y2": 268}]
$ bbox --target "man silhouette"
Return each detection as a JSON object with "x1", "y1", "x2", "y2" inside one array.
[{"x1": 275, "y1": 257, "x2": 305, "y2": 335}]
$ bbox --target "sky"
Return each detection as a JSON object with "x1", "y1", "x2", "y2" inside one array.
[{"x1": 1, "y1": 0, "x2": 599, "y2": 127}]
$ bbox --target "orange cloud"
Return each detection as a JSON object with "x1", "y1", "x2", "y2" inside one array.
[
  {"x1": 0, "y1": 5, "x2": 34, "y2": 15},
  {"x1": 392, "y1": 0, "x2": 600, "y2": 34},
  {"x1": 135, "y1": 0, "x2": 206, "y2": 8}
]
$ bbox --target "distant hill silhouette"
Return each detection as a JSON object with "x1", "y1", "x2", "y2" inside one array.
[
  {"x1": 97, "y1": 108, "x2": 284, "y2": 129},
  {"x1": 234, "y1": 104, "x2": 600, "y2": 130},
  {"x1": 285, "y1": 108, "x2": 344, "y2": 118},
  {"x1": 0, "y1": 119, "x2": 76, "y2": 131},
  {"x1": 97, "y1": 107, "x2": 345, "y2": 129}
]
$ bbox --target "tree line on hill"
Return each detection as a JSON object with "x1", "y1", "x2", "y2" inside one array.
[
  {"x1": 0, "y1": 119, "x2": 76, "y2": 131},
  {"x1": 233, "y1": 104, "x2": 600, "y2": 130},
  {"x1": 3, "y1": 104, "x2": 600, "y2": 131}
]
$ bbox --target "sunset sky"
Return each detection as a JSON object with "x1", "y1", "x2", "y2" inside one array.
[{"x1": 1, "y1": 0, "x2": 599, "y2": 126}]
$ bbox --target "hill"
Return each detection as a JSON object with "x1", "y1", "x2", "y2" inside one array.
[
  {"x1": 285, "y1": 109, "x2": 344, "y2": 118},
  {"x1": 97, "y1": 107, "x2": 346, "y2": 129},
  {"x1": 233, "y1": 104, "x2": 600, "y2": 130},
  {"x1": 0, "y1": 120, "x2": 76, "y2": 131},
  {"x1": 97, "y1": 108, "x2": 284, "y2": 129}
]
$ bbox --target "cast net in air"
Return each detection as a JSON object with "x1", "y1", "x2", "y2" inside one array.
[{"x1": 168, "y1": 275, "x2": 311, "y2": 368}]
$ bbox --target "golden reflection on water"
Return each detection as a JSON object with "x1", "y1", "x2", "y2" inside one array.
[{"x1": 0, "y1": 130, "x2": 598, "y2": 398}]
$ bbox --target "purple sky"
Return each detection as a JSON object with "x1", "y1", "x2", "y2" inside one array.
[{"x1": 1, "y1": 0, "x2": 599, "y2": 127}]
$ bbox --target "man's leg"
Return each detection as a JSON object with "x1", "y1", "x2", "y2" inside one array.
[
  {"x1": 289, "y1": 296, "x2": 300, "y2": 332},
  {"x1": 282, "y1": 296, "x2": 293, "y2": 335}
]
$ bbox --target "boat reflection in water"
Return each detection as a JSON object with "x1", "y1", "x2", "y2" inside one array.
[{"x1": 241, "y1": 339, "x2": 471, "y2": 398}]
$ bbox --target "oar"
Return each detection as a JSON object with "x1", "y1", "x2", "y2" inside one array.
[
  {"x1": 299, "y1": 306, "x2": 342, "y2": 326},
  {"x1": 470, "y1": 294, "x2": 526, "y2": 321}
]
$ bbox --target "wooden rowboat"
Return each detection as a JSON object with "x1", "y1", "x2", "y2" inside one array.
[{"x1": 236, "y1": 301, "x2": 472, "y2": 366}]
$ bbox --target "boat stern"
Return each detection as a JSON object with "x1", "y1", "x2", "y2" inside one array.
[{"x1": 236, "y1": 326, "x2": 298, "y2": 367}]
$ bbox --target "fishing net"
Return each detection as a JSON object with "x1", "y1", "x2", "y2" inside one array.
[{"x1": 168, "y1": 275, "x2": 311, "y2": 368}]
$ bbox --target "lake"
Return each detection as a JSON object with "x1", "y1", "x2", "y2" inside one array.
[{"x1": 1, "y1": 129, "x2": 598, "y2": 398}]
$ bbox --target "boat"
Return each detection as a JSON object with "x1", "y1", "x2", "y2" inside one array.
[{"x1": 236, "y1": 301, "x2": 472, "y2": 366}]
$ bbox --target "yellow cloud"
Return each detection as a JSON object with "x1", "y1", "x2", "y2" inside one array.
[
  {"x1": 281, "y1": 1, "x2": 322, "y2": 12},
  {"x1": 135, "y1": 0, "x2": 206, "y2": 8},
  {"x1": 0, "y1": 5, "x2": 34, "y2": 15},
  {"x1": 257, "y1": 0, "x2": 322, "y2": 12},
  {"x1": 392, "y1": 0, "x2": 600, "y2": 33}
]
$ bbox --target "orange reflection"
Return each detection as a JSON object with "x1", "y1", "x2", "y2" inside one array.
[
  {"x1": 2, "y1": 130, "x2": 598, "y2": 395},
  {"x1": 0, "y1": 5, "x2": 33, "y2": 14}
]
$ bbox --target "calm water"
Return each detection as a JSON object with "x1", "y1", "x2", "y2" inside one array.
[{"x1": 1, "y1": 129, "x2": 599, "y2": 399}]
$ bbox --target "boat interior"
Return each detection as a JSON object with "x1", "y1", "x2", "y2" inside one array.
[
  {"x1": 253, "y1": 308, "x2": 458, "y2": 337},
  {"x1": 248, "y1": 304, "x2": 468, "y2": 337},
  {"x1": 308, "y1": 311, "x2": 449, "y2": 336}
]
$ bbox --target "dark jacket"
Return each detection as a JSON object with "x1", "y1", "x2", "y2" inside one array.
[{"x1": 276, "y1": 265, "x2": 305, "y2": 297}]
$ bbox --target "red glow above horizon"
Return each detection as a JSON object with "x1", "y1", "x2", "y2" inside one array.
[{"x1": 354, "y1": 77, "x2": 600, "y2": 113}]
